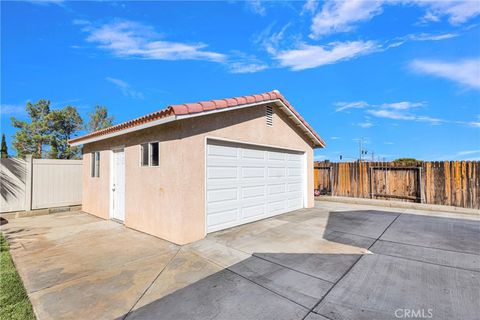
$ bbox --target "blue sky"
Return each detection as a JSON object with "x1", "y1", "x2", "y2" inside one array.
[{"x1": 1, "y1": 0, "x2": 479, "y2": 161}]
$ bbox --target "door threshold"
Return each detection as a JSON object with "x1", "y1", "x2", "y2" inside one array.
[{"x1": 110, "y1": 218, "x2": 124, "y2": 224}]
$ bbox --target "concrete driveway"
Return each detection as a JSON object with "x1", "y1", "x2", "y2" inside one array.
[{"x1": 1, "y1": 202, "x2": 479, "y2": 320}]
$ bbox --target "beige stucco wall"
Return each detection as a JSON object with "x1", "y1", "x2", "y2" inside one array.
[{"x1": 82, "y1": 103, "x2": 317, "y2": 245}]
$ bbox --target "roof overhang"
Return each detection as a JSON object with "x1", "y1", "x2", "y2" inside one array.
[
  {"x1": 69, "y1": 91, "x2": 326, "y2": 148},
  {"x1": 69, "y1": 115, "x2": 176, "y2": 146}
]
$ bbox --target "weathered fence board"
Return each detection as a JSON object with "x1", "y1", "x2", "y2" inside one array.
[{"x1": 314, "y1": 161, "x2": 480, "y2": 209}]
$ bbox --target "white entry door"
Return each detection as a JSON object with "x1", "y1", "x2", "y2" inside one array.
[
  {"x1": 206, "y1": 140, "x2": 305, "y2": 233},
  {"x1": 112, "y1": 149, "x2": 125, "y2": 221}
]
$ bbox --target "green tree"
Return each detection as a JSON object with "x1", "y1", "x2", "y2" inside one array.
[
  {"x1": 11, "y1": 100, "x2": 84, "y2": 159},
  {"x1": 393, "y1": 158, "x2": 422, "y2": 166},
  {"x1": 1, "y1": 134, "x2": 8, "y2": 158},
  {"x1": 11, "y1": 100, "x2": 53, "y2": 158},
  {"x1": 87, "y1": 105, "x2": 113, "y2": 132},
  {"x1": 49, "y1": 106, "x2": 83, "y2": 159}
]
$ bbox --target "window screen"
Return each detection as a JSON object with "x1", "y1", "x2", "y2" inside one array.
[
  {"x1": 91, "y1": 152, "x2": 100, "y2": 177},
  {"x1": 140, "y1": 142, "x2": 159, "y2": 167},
  {"x1": 141, "y1": 144, "x2": 149, "y2": 166},
  {"x1": 150, "y1": 142, "x2": 159, "y2": 166},
  {"x1": 91, "y1": 152, "x2": 95, "y2": 177},
  {"x1": 95, "y1": 152, "x2": 100, "y2": 177}
]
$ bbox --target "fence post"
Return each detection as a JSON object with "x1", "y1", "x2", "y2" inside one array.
[
  {"x1": 329, "y1": 166, "x2": 334, "y2": 196},
  {"x1": 369, "y1": 167, "x2": 373, "y2": 199},
  {"x1": 418, "y1": 167, "x2": 424, "y2": 203},
  {"x1": 25, "y1": 155, "x2": 33, "y2": 211}
]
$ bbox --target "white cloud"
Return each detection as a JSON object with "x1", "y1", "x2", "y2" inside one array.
[
  {"x1": 330, "y1": 136, "x2": 341, "y2": 140},
  {"x1": 1, "y1": 104, "x2": 26, "y2": 116},
  {"x1": 335, "y1": 101, "x2": 424, "y2": 112},
  {"x1": 308, "y1": 1, "x2": 479, "y2": 39},
  {"x1": 310, "y1": 0, "x2": 383, "y2": 38},
  {"x1": 435, "y1": 149, "x2": 480, "y2": 160},
  {"x1": 410, "y1": 58, "x2": 480, "y2": 89},
  {"x1": 227, "y1": 51, "x2": 269, "y2": 74},
  {"x1": 81, "y1": 20, "x2": 226, "y2": 63},
  {"x1": 228, "y1": 61, "x2": 268, "y2": 74},
  {"x1": 457, "y1": 150, "x2": 480, "y2": 156},
  {"x1": 254, "y1": 23, "x2": 292, "y2": 55},
  {"x1": 246, "y1": 0, "x2": 266, "y2": 16},
  {"x1": 335, "y1": 99, "x2": 449, "y2": 125},
  {"x1": 334, "y1": 101, "x2": 369, "y2": 112},
  {"x1": 302, "y1": 0, "x2": 319, "y2": 15},
  {"x1": 358, "y1": 121, "x2": 374, "y2": 128},
  {"x1": 275, "y1": 40, "x2": 378, "y2": 71},
  {"x1": 106, "y1": 77, "x2": 144, "y2": 99},
  {"x1": 385, "y1": 32, "x2": 459, "y2": 49},
  {"x1": 468, "y1": 121, "x2": 480, "y2": 127},
  {"x1": 367, "y1": 108, "x2": 443, "y2": 124},
  {"x1": 27, "y1": 0, "x2": 64, "y2": 5},
  {"x1": 380, "y1": 101, "x2": 425, "y2": 110},
  {"x1": 407, "y1": 32, "x2": 458, "y2": 41},
  {"x1": 412, "y1": 0, "x2": 480, "y2": 25}
]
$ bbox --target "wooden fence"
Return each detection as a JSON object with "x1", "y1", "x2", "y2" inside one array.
[{"x1": 314, "y1": 161, "x2": 480, "y2": 209}]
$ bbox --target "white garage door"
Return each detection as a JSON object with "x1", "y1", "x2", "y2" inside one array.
[{"x1": 206, "y1": 140, "x2": 305, "y2": 233}]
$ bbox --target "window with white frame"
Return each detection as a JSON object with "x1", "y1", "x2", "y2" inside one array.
[
  {"x1": 91, "y1": 152, "x2": 100, "y2": 177},
  {"x1": 141, "y1": 142, "x2": 159, "y2": 167}
]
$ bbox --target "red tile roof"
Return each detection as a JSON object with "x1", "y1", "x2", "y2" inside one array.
[{"x1": 69, "y1": 90, "x2": 325, "y2": 147}]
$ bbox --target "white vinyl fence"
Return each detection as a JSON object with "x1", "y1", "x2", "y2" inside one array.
[{"x1": 1, "y1": 156, "x2": 82, "y2": 213}]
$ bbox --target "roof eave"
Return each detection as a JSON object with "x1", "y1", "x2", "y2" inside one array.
[
  {"x1": 68, "y1": 91, "x2": 326, "y2": 148},
  {"x1": 69, "y1": 115, "x2": 177, "y2": 147},
  {"x1": 273, "y1": 100, "x2": 325, "y2": 148}
]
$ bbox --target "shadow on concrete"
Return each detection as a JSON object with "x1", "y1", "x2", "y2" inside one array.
[{"x1": 117, "y1": 209, "x2": 480, "y2": 320}]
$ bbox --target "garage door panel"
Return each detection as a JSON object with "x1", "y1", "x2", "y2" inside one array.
[
  {"x1": 287, "y1": 167, "x2": 302, "y2": 177},
  {"x1": 288, "y1": 182, "x2": 302, "y2": 192},
  {"x1": 207, "y1": 166, "x2": 238, "y2": 180},
  {"x1": 268, "y1": 183, "x2": 286, "y2": 195},
  {"x1": 207, "y1": 188, "x2": 238, "y2": 204},
  {"x1": 207, "y1": 209, "x2": 239, "y2": 229},
  {"x1": 207, "y1": 200, "x2": 241, "y2": 215},
  {"x1": 287, "y1": 198, "x2": 303, "y2": 209},
  {"x1": 268, "y1": 167, "x2": 286, "y2": 177},
  {"x1": 268, "y1": 151, "x2": 286, "y2": 161},
  {"x1": 242, "y1": 167, "x2": 265, "y2": 179},
  {"x1": 206, "y1": 140, "x2": 304, "y2": 233},
  {"x1": 207, "y1": 144, "x2": 238, "y2": 158},
  {"x1": 242, "y1": 204, "x2": 266, "y2": 219},
  {"x1": 287, "y1": 191, "x2": 303, "y2": 200},
  {"x1": 267, "y1": 199, "x2": 287, "y2": 214},
  {"x1": 242, "y1": 148, "x2": 265, "y2": 160},
  {"x1": 242, "y1": 185, "x2": 266, "y2": 199},
  {"x1": 287, "y1": 153, "x2": 302, "y2": 162}
]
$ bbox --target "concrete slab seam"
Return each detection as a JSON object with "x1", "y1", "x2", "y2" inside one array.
[
  {"x1": 303, "y1": 211, "x2": 404, "y2": 319},
  {"x1": 122, "y1": 247, "x2": 182, "y2": 320},
  {"x1": 377, "y1": 239, "x2": 480, "y2": 257},
  {"x1": 251, "y1": 253, "x2": 336, "y2": 284}
]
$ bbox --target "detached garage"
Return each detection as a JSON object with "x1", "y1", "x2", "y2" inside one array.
[{"x1": 69, "y1": 90, "x2": 325, "y2": 245}]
